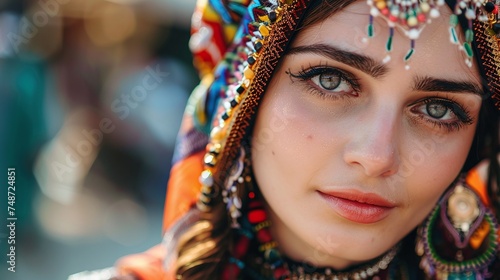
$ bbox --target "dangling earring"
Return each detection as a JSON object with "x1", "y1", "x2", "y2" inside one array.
[
  {"x1": 223, "y1": 146, "x2": 251, "y2": 228},
  {"x1": 416, "y1": 175, "x2": 498, "y2": 279}
]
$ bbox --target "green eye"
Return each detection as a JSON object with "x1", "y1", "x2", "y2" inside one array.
[
  {"x1": 287, "y1": 66, "x2": 361, "y2": 99},
  {"x1": 411, "y1": 98, "x2": 474, "y2": 132},
  {"x1": 319, "y1": 73, "x2": 341, "y2": 90},
  {"x1": 426, "y1": 102, "x2": 448, "y2": 119}
]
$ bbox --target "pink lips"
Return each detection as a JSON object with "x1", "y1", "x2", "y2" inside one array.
[{"x1": 318, "y1": 190, "x2": 396, "y2": 224}]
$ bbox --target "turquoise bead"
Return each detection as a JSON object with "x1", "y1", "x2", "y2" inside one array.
[
  {"x1": 450, "y1": 27, "x2": 459, "y2": 44},
  {"x1": 265, "y1": 248, "x2": 281, "y2": 262},
  {"x1": 449, "y1": 14, "x2": 459, "y2": 26},
  {"x1": 463, "y1": 42, "x2": 473, "y2": 58},
  {"x1": 368, "y1": 24, "x2": 374, "y2": 38},
  {"x1": 386, "y1": 36, "x2": 393, "y2": 52},
  {"x1": 465, "y1": 29, "x2": 474, "y2": 43},
  {"x1": 404, "y1": 48, "x2": 414, "y2": 61}
]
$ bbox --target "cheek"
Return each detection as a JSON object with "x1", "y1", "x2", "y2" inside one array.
[
  {"x1": 402, "y1": 128, "x2": 475, "y2": 213},
  {"x1": 251, "y1": 83, "x2": 332, "y2": 196}
]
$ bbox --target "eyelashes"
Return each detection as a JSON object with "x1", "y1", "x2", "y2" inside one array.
[
  {"x1": 411, "y1": 98, "x2": 474, "y2": 132},
  {"x1": 286, "y1": 66, "x2": 361, "y2": 98},
  {"x1": 284, "y1": 65, "x2": 475, "y2": 132}
]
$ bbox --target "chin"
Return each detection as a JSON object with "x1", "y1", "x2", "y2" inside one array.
[{"x1": 308, "y1": 227, "x2": 403, "y2": 263}]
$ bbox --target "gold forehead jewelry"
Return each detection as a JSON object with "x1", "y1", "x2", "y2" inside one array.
[{"x1": 367, "y1": 0, "x2": 500, "y2": 70}]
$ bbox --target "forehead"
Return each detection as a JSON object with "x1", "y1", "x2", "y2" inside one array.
[{"x1": 292, "y1": 1, "x2": 480, "y2": 82}]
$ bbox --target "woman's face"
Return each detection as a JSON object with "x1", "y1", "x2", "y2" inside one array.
[{"x1": 251, "y1": 1, "x2": 483, "y2": 269}]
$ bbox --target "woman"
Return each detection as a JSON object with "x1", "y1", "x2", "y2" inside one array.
[{"x1": 94, "y1": 0, "x2": 500, "y2": 279}]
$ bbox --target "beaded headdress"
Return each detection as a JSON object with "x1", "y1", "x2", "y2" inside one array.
[{"x1": 186, "y1": 0, "x2": 500, "y2": 214}]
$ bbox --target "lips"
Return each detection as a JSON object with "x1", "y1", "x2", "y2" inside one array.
[{"x1": 317, "y1": 190, "x2": 396, "y2": 224}]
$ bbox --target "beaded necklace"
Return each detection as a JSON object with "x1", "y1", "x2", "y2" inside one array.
[{"x1": 276, "y1": 246, "x2": 400, "y2": 280}]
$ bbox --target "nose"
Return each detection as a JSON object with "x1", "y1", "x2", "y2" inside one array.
[{"x1": 343, "y1": 106, "x2": 400, "y2": 178}]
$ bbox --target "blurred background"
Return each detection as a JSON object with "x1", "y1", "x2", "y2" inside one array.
[{"x1": 0, "y1": 0, "x2": 198, "y2": 279}]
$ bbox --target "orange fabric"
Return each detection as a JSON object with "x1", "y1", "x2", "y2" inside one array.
[
  {"x1": 115, "y1": 245, "x2": 173, "y2": 280},
  {"x1": 115, "y1": 150, "x2": 204, "y2": 280},
  {"x1": 162, "y1": 150, "x2": 205, "y2": 232},
  {"x1": 466, "y1": 165, "x2": 490, "y2": 206}
]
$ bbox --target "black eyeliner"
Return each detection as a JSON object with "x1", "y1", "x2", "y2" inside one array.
[{"x1": 287, "y1": 66, "x2": 361, "y2": 93}]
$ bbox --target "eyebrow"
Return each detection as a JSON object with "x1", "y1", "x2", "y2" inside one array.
[
  {"x1": 413, "y1": 76, "x2": 483, "y2": 97},
  {"x1": 287, "y1": 43, "x2": 483, "y2": 96},
  {"x1": 287, "y1": 43, "x2": 389, "y2": 78}
]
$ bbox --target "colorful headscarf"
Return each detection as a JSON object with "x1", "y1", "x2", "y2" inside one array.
[
  {"x1": 164, "y1": 0, "x2": 311, "y2": 226},
  {"x1": 177, "y1": 0, "x2": 500, "y2": 218}
]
